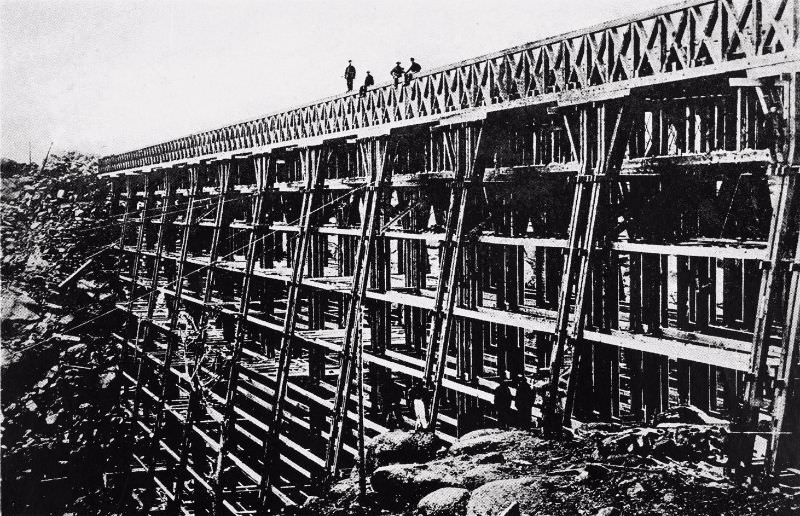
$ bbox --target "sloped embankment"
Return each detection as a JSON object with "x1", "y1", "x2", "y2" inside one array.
[{"x1": 1, "y1": 154, "x2": 127, "y2": 514}]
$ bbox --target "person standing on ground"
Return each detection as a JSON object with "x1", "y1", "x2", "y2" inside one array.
[
  {"x1": 405, "y1": 57, "x2": 421, "y2": 85},
  {"x1": 383, "y1": 376, "x2": 407, "y2": 429},
  {"x1": 493, "y1": 373, "x2": 513, "y2": 428},
  {"x1": 514, "y1": 373, "x2": 533, "y2": 429},
  {"x1": 344, "y1": 60, "x2": 356, "y2": 92},
  {"x1": 391, "y1": 61, "x2": 405, "y2": 87},
  {"x1": 359, "y1": 71, "x2": 374, "y2": 97}
]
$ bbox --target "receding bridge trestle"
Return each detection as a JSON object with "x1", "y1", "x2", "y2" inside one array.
[{"x1": 100, "y1": 1, "x2": 800, "y2": 513}]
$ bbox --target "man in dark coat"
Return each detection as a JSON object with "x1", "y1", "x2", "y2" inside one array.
[
  {"x1": 493, "y1": 374, "x2": 513, "y2": 428},
  {"x1": 359, "y1": 71, "x2": 374, "y2": 97},
  {"x1": 514, "y1": 373, "x2": 533, "y2": 429},
  {"x1": 391, "y1": 61, "x2": 405, "y2": 87},
  {"x1": 344, "y1": 60, "x2": 356, "y2": 91},
  {"x1": 383, "y1": 377, "x2": 407, "y2": 429},
  {"x1": 405, "y1": 57, "x2": 421, "y2": 85}
]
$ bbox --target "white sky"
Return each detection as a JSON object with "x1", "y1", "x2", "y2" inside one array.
[{"x1": 1, "y1": 0, "x2": 668, "y2": 163}]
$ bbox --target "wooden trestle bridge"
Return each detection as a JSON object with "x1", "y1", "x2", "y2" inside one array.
[{"x1": 100, "y1": 0, "x2": 800, "y2": 513}]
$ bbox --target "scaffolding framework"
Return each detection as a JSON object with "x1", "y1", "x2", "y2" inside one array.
[{"x1": 102, "y1": 1, "x2": 800, "y2": 514}]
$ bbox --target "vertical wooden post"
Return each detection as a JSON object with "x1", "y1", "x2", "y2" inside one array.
[
  {"x1": 545, "y1": 99, "x2": 635, "y2": 430},
  {"x1": 690, "y1": 256, "x2": 711, "y2": 412},
  {"x1": 128, "y1": 174, "x2": 155, "y2": 422},
  {"x1": 356, "y1": 311, "x2": 367, "y2": 499},
  {"x1": 324, "y1": 135, "x2": 391, "y2": 481},
  {"x1": 426, "y1": 121, "x2": 485, "y2": 430},
  {"x1": 628, "y1": 253, "x2": 644, "y2": 420},
  {"x1": 126, "y1": 173, "x2": 153, "y2": 325},
  {"x1": 144, "y1": 169, "x2": 177, "y2": 322},
  {"x1": 758, "y1": 72, "x2": 800, "y2": 472},
  {"x1": 676, "y1": 256, "x2": 691, "y2": 404},
  {"x1": 117, "y1": 174, "x2": 136, "y2": 398},
  {"x1": 212, "y1": 155, "x2": 273, "y2": 513},
  {"x1": 260, "y1": 145, "x2": 328, "y2": 503},
  {"x1": 168, "y1": 164, "x2": 205, "y2": 513},
  {"x1": 768, "y1": 234, "x2": 800, "y2": 472},
  {"x1": 138, "y1": 168, "x2": 177, "y2": 473},
  {"x1": 744, "y1": 174, "x2": 796, "y2": 442},
  {"x1": 642, "y1": 253, "x2": 663, "y2": 419}
]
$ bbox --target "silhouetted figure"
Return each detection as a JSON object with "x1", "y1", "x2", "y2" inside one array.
[
  {"x1": 405, "y1": 57, "x2": 421, "y2": 85},
  {"x1": 514, "y1": 374, "x2": 533, "y2": 429},
  {"x1": 391, "y1": 62, "x2": 405, "y2": 87},
  {"x1": 493, "y1": 375, "x2": 513, "y2": 428},
  {"x1": 359, "y1": 71, "x2": 374, "y2": 97},
  {"x1": 724, "y1": 409, "x2": 751, "y2": 479},
  {"x1": 383, "y1": 378, "x2": 407, "y2": 429},
  {"x1": 344, "y1": 60, "x2": 356, "y2": 91}
]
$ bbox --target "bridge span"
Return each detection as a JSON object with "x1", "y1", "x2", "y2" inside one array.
[{"x1": 102, "y1": 0, "x2": 800, "y2": 513}]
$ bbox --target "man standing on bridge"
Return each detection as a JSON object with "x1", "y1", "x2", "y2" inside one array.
[{"x1": 344, "y1": 60, "x2": 356, "y2": 92}]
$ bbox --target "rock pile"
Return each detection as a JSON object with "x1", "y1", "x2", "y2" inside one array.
[
  {"x1": 1, "y1": 153, "x2": 112, "y2": 300},
  {"x1": 1, "y1": 335, "x2": 125, "y2": 515},
  {"x1": 305, "y1": 423, "x2": 799, "y2": 516},
  {"x1": 1, "y1": 154, "x2": 118, "y2": 393},
  {"x1": 1, "y1": 153, "x2": 124, "y2": 514}
]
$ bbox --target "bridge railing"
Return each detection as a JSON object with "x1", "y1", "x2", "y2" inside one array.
[{"x1": 99, "y1": 0, "x2": 796, "y2": 174}]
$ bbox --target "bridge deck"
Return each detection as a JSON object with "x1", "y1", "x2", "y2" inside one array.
[{"x1": 100, "y1": 0, "x2": 798, "y2": 174}]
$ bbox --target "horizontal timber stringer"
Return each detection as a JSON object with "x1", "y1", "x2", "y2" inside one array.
[{"x1": 103, "y1": 1, "x2": 800, "y2": 514}]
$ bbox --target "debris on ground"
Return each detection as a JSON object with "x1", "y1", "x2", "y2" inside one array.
[
  {"x1": 1, "y1": 154, "x2": 126, "y2": 515},
  {"x1": 306, "y1": 425, "x2": 800, "y2": 516}
]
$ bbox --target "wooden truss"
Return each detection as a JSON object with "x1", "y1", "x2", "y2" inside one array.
[{"x1": 101, "y1": 3, "x2": 800, "y2": 514}]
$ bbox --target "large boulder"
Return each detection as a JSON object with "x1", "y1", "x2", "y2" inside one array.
[
  {"x1": 371, "y1": 455, "x2": 513, "y2": 503},
  {"x1": 367, "y1": 430, "x2": 444, "y2": 472},
  {"x1": 449, "y1": 430, "x2": 539, "y2": 458},
  {"x1": 371, "y1": 463, "x2": 459, "y2": 503},
  {"x1": 417, "y1": 487, "x2": 471, "y2": 516},
  {"x1": 465, "y1": 477, "x2": 543, "y2": 516},
  {"x1": 458, "y1": 428, "x2": 507, "y2": 441},
  {"x1": 459, "y1": 463, "x2": 509, "y2": 490},
  {"x1": 1, "y1": 292, "x2": 40, "y2": 329}
]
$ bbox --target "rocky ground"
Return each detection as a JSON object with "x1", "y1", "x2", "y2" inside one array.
[
  {"x1": 1, "y1": 155, "x2": 127, "y2": 515},
  {"x1": 306, "y1": 423, "x2": 800, "y2": 516}
]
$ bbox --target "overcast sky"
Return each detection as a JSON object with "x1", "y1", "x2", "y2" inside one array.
[{"x1": 1, "y1": 0, "x2": 668, "y2": 163}]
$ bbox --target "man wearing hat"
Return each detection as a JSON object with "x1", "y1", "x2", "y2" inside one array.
[
  {"x1": 344, "y1": 60, "x2": 356, "y2": 91},
  {"x1": 390, "y1": 61, "x2": 405, "y2": 87},
  {"x1": 359, "y1": 71, "x2": 374, "y2": 97}
]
